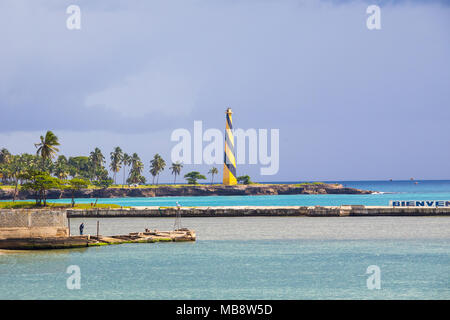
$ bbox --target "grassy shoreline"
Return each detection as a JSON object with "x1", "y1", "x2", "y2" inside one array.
[{"x1": 0, "y1": 201, "x2": 125, "y2": 209}]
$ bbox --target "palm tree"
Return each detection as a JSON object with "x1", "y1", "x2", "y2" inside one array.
[
  {"x1": 156, "y1": 156, "x2": 166, "y2": 185},
  {"x1": 122, "y1": 153, "x2": 131, "y2": 185},
  {"x1": 8, "y1": 155, "x2": 29, "y2": 201},
  {"x1": 128, "y1": 153, "x2": 145, "y2": 185},
  {"x1": 0, "y1": 148, "x2": 11, "y2": 164},
  {"x1": 54, "y1": 155, "x2": 69, "y2": 180},
  {"x1": 208, "y1": 167, "x2": 219, "y2": 184},
  {"x1": 89, "y1": 147, "x2": 105, "y2": 180},
  {"x1": 0, "y1": 148, "x2": 11, "y2": 184},
  {"x1": 150, "y1": 167, "x2": 158, "y2": 185},
  {"x1": 170, "y1": 162, "x2": 183, "y2": 184},
  {"x1": 109, "y1": 147, "x2": 123, "y2": 185},
  {"x1": 150, "y1": 154, "x2": 166, "y2": 185},
  {"x1": 34, "y1": 131, "x2": 60, "y2": 169},
  {"x1": 130, "y1": 153, "x2": 141, "y2": 169}
]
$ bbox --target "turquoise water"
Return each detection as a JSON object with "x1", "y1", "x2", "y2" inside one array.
[
  {"x1": 1, "y1": 239, "x2": 449, "y2": 299},
  {"x1": 1, "y1": 216, "x2": 449, "y2": 299},
  {"x1": 1, "y1": 181, "x2": 449, "y2": 300},
  {"x1": 39, "y1": 180, "x2": 450, "y2": 207},
  {"x1": 45, "y1": 192, "x2": 450, "y2": 207}
]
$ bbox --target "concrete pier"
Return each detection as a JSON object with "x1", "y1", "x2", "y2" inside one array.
[
  {"x1": 67, "y1": 205, "x2": 450, "y2": 218},
  {"x1": 0, "y1": 209, "x2": 195, "y2": 250},
  {"x1": 0, "y1": 229, "x2": 196, "y2": 250}
]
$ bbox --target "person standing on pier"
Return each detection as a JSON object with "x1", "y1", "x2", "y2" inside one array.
[{"x1": 79, "y1": 223, "x2": 84, "y2": 235}]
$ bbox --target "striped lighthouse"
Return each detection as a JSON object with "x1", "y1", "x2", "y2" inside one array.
[{"x1": 223, "y1": 108, "x2": 237, "y2": 185}]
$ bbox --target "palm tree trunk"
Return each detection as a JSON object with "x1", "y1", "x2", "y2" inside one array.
[
  {"x1": 13, "y1": 178, "x2": 19, "y2": 202},
  {"x1": 39, "y1": 189, "x2": 43, "y2": 206}
]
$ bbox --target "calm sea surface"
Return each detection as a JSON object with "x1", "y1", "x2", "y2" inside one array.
[
  {"x1": 1, "y1": 181, "x2": 449, "y2": 299},
  {"x1": 41, "y1": 179, "x2": 450, "y2": 207}
]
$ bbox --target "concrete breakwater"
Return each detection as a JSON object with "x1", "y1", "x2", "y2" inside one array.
[
  {"x1": 0, "y1": 209, "x2": 69, "y2": 239},
  {"x1": 0, "y1": 183, "x2": 372, "y2": 200},
  {"x1": 0, "y1": 230, "x2": 196, "y2": 250},
  {"x1": 67, "y1": 205, "x2": 450, "y2": 218},
  {"x1": 0, "y1": 209, "x2": 195, "y2": 250}
]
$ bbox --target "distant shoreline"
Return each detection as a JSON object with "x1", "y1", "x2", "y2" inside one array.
[{"x1": 0, "y1": 183, "x2": 373, "y2": 200}]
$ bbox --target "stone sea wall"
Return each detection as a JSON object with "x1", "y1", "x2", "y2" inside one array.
[
  {"x1": 67, "y1": 205, "x2": 450, "y2": 218},
  {"x1": 0, "y1": 209, "x2": 68, "y2": 239}
]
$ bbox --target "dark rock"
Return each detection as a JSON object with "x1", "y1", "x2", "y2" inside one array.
[{"x1": 0, "y1": 183, "x2": 373, "y2": 200}]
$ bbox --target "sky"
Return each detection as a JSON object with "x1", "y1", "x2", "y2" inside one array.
[{"x1": 0, "y1": 0, "x2": 449, "y2": 182}]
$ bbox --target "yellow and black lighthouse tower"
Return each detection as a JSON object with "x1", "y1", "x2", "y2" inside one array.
[{"x1": 223, "y1": 108, "x2": 237, "y2": 185}]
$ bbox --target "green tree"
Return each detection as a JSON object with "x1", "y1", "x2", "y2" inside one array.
[
  {"x1": 110, "y1": 146, "x2": 123, "y2": 185},
  {"x1": 89, "y1": 148, "x2": 105, "y2": 180},
  {"x1": 34, "y1": 131, "x2": 60, "y2": 170},
  {"x1": 127, "y1": 153, "x2": 146, "y2": 185},
  {"x1": 54, "y1": 155, "x2": 69, "y2": 180},
  {"x1": 65, "y1": 178, "x2": 89, "y2": 207},
  {"x1": 169, "y1": 162, "x2": 183, "y2": 184},
  {"x1": 21, "y1": 170, "x2": 62, "y2": 206},
  {"x1": 184, "y1": 171, "x2": 206, "y2": 185},
  {"x1": 0, "y1": 148, "x2": 11, "y2": 164},
  {"x1": 4, "y1": 155, "x2": 22, "y2": 201},
  {"x1": 150, "y1": 167, "x2": 158, "y2": 185},
  {"x1": 0, "y1": 148, "x2": 11, "y2": 184},
  {"x1": 208, "y1": 167, "x2": 219, "y2": 184},
  {"x1": 94, "y1": 166, "x2": 110, "y2": 182},
  {"x1": 1, "y1": 154, "x2": 39, "y2": 201},
  {"x1": 150, "y1": 154, "x2": 166, "y2": 185},
  {"x1": 93, "y1": 178, "x2": 113, "y2": 189},
  {"x1": 68, "y1": 156, "x2": 91, "y2": 179},
  {"x1": 237, "y1": 175, "x2": 252, "y2": 185},
  {"x1": 122, "y1": 153, "x2": 131, "y2": 185}
]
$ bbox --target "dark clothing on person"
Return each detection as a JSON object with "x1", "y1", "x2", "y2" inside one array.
[{"x1": 79, "y1": 223, "x2": 84, "y2": 235}]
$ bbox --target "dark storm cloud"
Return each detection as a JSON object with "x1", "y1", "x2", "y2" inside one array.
[{"x1": 0, "y1": 0, "x2": 449, "y2": 180}]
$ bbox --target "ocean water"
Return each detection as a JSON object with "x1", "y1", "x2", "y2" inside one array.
[
  {"x1": 42, "y1": 180, "x2": 450, "y2": 207},
  {"x1": 1, "y1": 180, "x2": 449, "y2": 300},
  {"x1": 1, "y1": 217, "x2": 449, "y2": 300}
]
